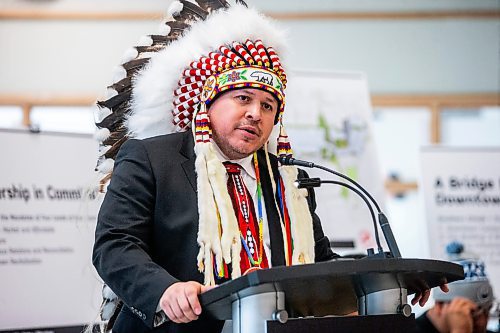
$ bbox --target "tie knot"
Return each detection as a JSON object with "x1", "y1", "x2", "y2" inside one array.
[{"x1": 224, "y1": 162, "x2": 242, "y2": 175}]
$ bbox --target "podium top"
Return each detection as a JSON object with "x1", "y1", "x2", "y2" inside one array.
[{"x1": 200, "y1": 258, "x2": 464, "y2": 320}]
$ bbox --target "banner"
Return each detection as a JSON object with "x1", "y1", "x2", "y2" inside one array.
[
  {"x1": 420, "y1": 147, "x2": 500, "y2": 296},
  {"x1": 0, "y1": 130, "x2": 102, "y2": 331}
]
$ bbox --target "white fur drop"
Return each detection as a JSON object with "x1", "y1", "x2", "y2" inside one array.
[
  {"x1": 195, "y1": 143, "x2": 223, "y2": 285},
  {"x1": 206, "y1": 143, "x2": 240, "y2": 265},
  {"x1": 279, "y1": 165, "x2": 315, "y2": 264}
]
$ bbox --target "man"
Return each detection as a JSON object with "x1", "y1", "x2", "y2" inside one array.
[
  {"x1": 92, "y1": 2, "x2": 438, "y2": 332},
  {"x1": 92, "y1": 3, "x2": 336, "y2": 332},
  {"x1": 414, "y1": 243, "x2": 496, "y2": 333}
]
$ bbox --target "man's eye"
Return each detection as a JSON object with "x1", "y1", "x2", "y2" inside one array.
[
  {"x1": 262, "y1": 103, "x2": 274, "y2": 111},
  {"x1": 237, "y1": 95, "x2": 250, "y2": 102}
]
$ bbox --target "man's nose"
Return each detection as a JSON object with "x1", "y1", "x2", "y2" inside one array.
[{"x1": 245, "y1": 102, "x2": 261, "y2": 121}]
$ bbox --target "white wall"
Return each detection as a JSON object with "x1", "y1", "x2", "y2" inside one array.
[{"x1": 0, "y1": 0, "x2": 499, "y2": 96}]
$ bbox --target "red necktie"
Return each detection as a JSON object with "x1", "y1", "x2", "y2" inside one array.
[{"x1": 224, "y1": 162, "x2": 269, "y2": 275}]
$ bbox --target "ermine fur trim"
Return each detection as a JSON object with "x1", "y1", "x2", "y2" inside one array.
[
  {"x1": 205, "y1": 142, "x2": 241, "y2": 278},
  {"x1": 194, "y1": 143, "x2": 221, "y2": 285},
  {"x1": 279, "y1": 165, "x2": 315, "y2": 264}
]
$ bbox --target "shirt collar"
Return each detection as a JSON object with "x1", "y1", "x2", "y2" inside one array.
[{"x1": 211, "y1": 141, "x2": 256, "y2": 180}]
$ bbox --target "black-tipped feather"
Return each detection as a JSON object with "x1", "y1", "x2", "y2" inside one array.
[
  {"x1": 149, "y1": 34, "x2": 179, "y2": 45},
  {"x1": 166, "y1": 21, "x2": 190, "y2": 37},
  {"x1": 235, "y1": 0, "x2": 248, "y2": 7},
  {"x1": 173, "y1": 0, "x2": 208, "y2": 22},
  {"x1": 102, "y1": 128, "x2": 127, "y2": 147},
  {"x1": 104, "y1": 135, "x2": 128, "y2": 159},
  {"x1": 122, "y1": 58, "x2": 149, "y2": 72},
  {"x1": 96, "y1": 114, "x2": 126, "y2": 134},
  {"x1": 97, "y1": 90, "x2": 131, "y2": 110},
  {"x1": 108, "y1": 77, "x2": 131, "y2": 94},
  {"x1": 195, "y1": 0, "x2": 229, "y2": 12},
  {"x1": 135, "y1": 45, "x2": 166, "y2": 54}
]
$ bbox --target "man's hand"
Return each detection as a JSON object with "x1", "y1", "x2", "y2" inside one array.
[
  {"x1": 443, "y1": 297, "x2": 477, "y2": 333},
  {"x1": 159, "y1": 281, "x2": 213, "y2": 323},
  {"x1": 411, "y1": 283, "x2": 449, "y2": 306}
]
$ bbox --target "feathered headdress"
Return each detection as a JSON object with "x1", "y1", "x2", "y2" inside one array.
[{"x1": 94, "y1": 0, "x2": 315, "y2": 286}]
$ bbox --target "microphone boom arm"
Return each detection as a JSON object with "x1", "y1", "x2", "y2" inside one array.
[{"x1": 282, "y1": 156, "x2": 402, "y2": 258}]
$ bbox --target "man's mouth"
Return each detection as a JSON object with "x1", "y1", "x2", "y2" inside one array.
[{"x1": 238, "y1": 125, "x2": 259, "y2": 137}]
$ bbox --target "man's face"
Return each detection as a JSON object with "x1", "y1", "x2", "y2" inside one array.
[{"x1": 208, "y1": 88, "x2": 278, "y2": 160}]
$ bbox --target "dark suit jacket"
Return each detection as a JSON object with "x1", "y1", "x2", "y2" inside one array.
[{"x1": 93, "y1": 131, "x2": 335, "y2": 333}]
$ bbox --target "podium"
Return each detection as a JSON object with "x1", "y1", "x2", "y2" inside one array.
[{"x1": 199, "y1": 258, "x2": 464, "y2": 333}]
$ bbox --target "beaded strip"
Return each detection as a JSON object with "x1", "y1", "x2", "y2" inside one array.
[{"x1": 238, "y1": 153, "x2": 265, "y2": 266}]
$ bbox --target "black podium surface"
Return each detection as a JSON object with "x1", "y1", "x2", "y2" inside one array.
[{"x1": 200, "y1": 258, "x2": 464, "y2": 320}]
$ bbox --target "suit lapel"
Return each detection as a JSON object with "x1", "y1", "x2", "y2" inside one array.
[{"x1": 179, "y1": 132, "x2": 197, "y2": 192}]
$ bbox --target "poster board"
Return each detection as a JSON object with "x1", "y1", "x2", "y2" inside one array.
[
  {"x1": 284, "y1": 71, "x2": 385, "y2": 254},
  {"x1": 0, "y1": 129, "x2": 102, "y2": 331},
  {"x1": 420, "y1": 147, "x2": 500, "y2": 298}
]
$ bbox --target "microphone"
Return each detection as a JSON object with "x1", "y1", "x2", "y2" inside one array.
[{"x1": 281, "y1": 156, "x2": 401, "y2": 258}]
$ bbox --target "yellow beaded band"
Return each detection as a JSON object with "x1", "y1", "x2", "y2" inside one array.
[{"x1": 200, "y1": 66, "x2": 285, "y2": 120}]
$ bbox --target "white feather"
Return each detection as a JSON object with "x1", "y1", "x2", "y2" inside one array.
[
  {"x1": 168, "y1": 1, "x2": 184, "y2": 16},
  {"x1": 138, "y1": 35, "x2": 153, "y2": 47},
  {"x1": 94, "y1": 128, "x2": 111, "y2": 142},
  {"x1": 158, "y1": 22, "x2": 172, "y2": 36},
  {"x1": 105, "y1": 88, "x2": 117, "y2": 99},
  {"x1": 94, "y1": 106, "x2": 112, "y2": 123},
  {"x1": 97, "y1": 158, "x2": 115, "y2": 174},
  {"x1": 98, "y1": 145, "x2": 111, "y2": 156},
  {"x1": 112, "y1": 66, "x2": 127, "y2": 83},
  {"x1": 121, "y1": 48, "x2": 138, "y2": 63}
]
